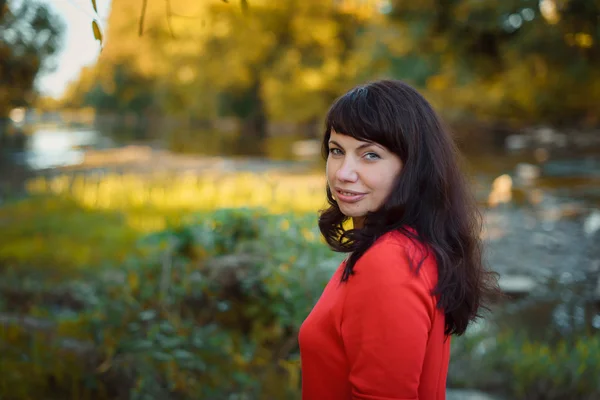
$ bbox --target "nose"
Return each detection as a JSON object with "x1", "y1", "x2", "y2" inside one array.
[{"x1": 335, "y1": 156, "x2": 358, "y2": 182}]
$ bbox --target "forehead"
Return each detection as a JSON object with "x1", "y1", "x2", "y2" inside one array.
[
  {"x1": 330, "y1": 130, "x2": 368, "y2": 143},
  {"x1": 329, "y1": 130, "x2": 380, "y2": 147}
]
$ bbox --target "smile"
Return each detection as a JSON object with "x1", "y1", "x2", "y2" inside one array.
[{"x1": 335, "y1": 188, "x2": 367, "y2": 203}]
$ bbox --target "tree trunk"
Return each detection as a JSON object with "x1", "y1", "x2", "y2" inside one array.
[{"x1": 236, "y1": 78, "x2": 268, "y2": 156}]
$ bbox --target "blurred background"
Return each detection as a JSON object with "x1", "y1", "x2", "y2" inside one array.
[{"x1": 1, "y1": 0, "x2": 599, "y2": 399}]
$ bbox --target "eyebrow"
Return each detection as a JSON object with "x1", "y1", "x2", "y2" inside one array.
[{"x1": 328, "y1": 140, "x2": 385, "y2": 152}]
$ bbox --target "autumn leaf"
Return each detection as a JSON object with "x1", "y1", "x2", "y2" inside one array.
[
  {"x1": 91, "y1": 0, "x2": 98, "y2": 13},
  {"x1": 92, "y1": 19, "x2": 103, "y2": 45}
]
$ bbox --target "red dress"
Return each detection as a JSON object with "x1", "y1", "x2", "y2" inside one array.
[{"x1": 298, "y1": 230, "x2": 450, "y2": 400}]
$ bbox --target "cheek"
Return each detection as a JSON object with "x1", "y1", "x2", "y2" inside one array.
[
  {"x1": 375, "y1": 175, "x2": 397, "y2": 198},
  {"x1": 326, "y1": 160, "x2": 335, "y2": 182}
]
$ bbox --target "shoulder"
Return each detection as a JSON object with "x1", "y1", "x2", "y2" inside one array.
[
  {"x1": 357, "y1": 228, "x2": 428, "y2": 268},
  {"x1": 374, "y1": 229, "x2": 420, "y2": 252},
  {"x1": 352, "y1": 229, "x2": 437, "y2": 287},
  {"x1": 343, "y1": 229, "x2": 438, "y2": 319}
]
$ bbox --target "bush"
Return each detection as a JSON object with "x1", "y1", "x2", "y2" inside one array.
[
  {"x1": 450, "y1": 310, "x2": 600, "y2": 399},
  {"x1": 2, "y1": 203, "x2": 598, "y2": 399},
  {"x1": 1, "y1": 207, "x2": 342, "y2": 399}
]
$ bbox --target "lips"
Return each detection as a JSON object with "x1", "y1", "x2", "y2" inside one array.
[{"x1": 335, "y1": 188, "x2": 367, "y2": 203}]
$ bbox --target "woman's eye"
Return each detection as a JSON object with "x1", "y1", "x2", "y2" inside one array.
[
  {"x1": 329, "y1": 148, "x2": 342, "y2": 155},
  {"x1": 364, "y1": 152, "x2": 381, "y2": 160}
]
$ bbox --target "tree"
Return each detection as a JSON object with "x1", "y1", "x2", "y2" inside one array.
[
  {"x1": 76, "y1": 0, "x2": 600, "y2": 136},
  {"x1": 0, "y1": 0, "x2": 64, "y2": 119},
  {"x1": 197, "y1": 1, "x2": 382, "y2": 145},
  {"x1": 386, "y1": 0, "x2": 600, "y2": 127},
  {"x1": 70, "y1": 0, "x2": 384, "y2": 152}
]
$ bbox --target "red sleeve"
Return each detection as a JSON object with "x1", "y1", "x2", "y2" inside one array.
[{"x1": 340, "y1": 241, "x2": 434, "y2": 400}]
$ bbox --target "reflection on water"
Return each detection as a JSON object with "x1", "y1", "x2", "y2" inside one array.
[
  {"x1": 23, "y1": 129, "x2": 99, "y2": 169},
  {"x1": 5, "y1": 125, "x2": 600, "y2": 207},
  {"x1": 10, "y1": 126, "x2": 322, "y2": 172},
  {"x1": 543, "y1": 158, "x2": 600, "y2": 177}
]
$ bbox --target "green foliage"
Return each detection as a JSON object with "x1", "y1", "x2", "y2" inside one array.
[
  {"x1": 0, "y1": 195, "x2": 142, "y2": 273},
  {"x1": 505, "y1": 335, "x2": 600, "y2": 400},
  {"x1": 0, "y1": 207, "x2": 342, "y2": 399},
  {"x1": 83, "y1": 63, "x2": 155, "y2": 113},
  {"x1": 0, "y1": 324, "x2": 98, "y2": 400},
  {"x1": 450, "y1": 318, "x2": 600, "y2": 399},
  {"x1": 2, "y1": 200, "x2": 599, "y2": 399},
  {"x1": 70, "y1": 0, "x2": 384, "y2": 133},
  {"x1": 387, "y1": 0, "x2": 600, "y2": 126},
  {"x1": 72, "y1": 0, "x2": 600, "y2": 129},
  {"x1": 0, "y1": 0, "x2": 64, "y2": 117}
]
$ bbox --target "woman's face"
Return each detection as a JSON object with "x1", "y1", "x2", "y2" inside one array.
[{"x1": 326, "y1": 130, "x2": 403, "y2": 227}]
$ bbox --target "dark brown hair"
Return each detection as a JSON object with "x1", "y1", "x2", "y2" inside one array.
[{"x1": 318, "y1": 79, "x2": 499, "y2": 336}]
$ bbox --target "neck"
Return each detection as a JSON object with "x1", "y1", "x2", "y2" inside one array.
[{"x1": 352, "y1": 217, "x2": 364, "y2": 230}]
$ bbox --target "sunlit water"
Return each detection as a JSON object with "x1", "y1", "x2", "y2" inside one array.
[
  {"x1": 8, "y1": 126, "x2": 599, "y2": 208},
  {"x1": 21, "y1": 129, "x2": 97, "y2": 169}
]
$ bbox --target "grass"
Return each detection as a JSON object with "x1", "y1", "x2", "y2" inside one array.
[
  {"x1": 25, "y1": 171, "x2": 327, "y2": 215},
  {"x1": 0, "y1": 171, "x2": 328, "y2": 272}
]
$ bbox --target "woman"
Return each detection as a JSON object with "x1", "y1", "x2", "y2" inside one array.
[{"x1": 298, "y1": 80, "x2": 498, "y2": 400}]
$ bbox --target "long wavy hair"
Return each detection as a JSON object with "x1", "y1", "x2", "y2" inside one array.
[{"x1": 318, "y1": 79, "x2": 499, "y2": 336}]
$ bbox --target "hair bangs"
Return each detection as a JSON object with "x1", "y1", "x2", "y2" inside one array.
[{"x1": 324, "y1": 86, "x2": 393, "y2": 151}]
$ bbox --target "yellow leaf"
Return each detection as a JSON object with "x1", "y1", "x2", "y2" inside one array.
[
  {"x1": 128, "y1": 272, "x2": 140, "y2": 291},
  {"x1": 91, "y1": 0, "x2": 98, "y2": 13},
  {"x1": 92, "y1": 20, "x2": 103, "y2": 45}
]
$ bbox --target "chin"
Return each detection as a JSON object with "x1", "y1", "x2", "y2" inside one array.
[{"x1": 338, "y1": 206, "x2": 367, "y2": 219}]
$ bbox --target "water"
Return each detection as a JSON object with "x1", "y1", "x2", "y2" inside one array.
[
  {"x1": 6, "y1": 126, "x2": 316, "y2": 170},
  {"x1": 497, "y1": 273, "x2": 600, "y2": 343},
  {"x1": 19, "y1": 129, "x2": 99, "y2": 170},
  {"x1": 4, "y1": 125, "x2": 600, "y2": 208}
]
